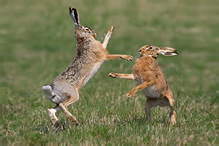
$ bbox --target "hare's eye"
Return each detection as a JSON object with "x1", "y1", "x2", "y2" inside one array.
[
  {"x1": 139, "y1": 50, "x2": 142, "y2": 52},
  {"x1": 85, "y1": 28, "x2": 90, "y2": 31},
  {"x1": 148, "y1": 47, "x2": 153, "y2": 50}
]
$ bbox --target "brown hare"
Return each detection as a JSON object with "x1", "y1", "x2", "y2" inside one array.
[
  {"x1": 42, "y1": 7, "x2": 133, "y2": 129},
  {"x1": 109, "y1": 45, "x2": 178, "y2": 124}
]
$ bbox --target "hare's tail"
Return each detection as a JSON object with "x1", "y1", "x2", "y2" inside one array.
[{"x1": 42, "y1": 85, "x2": 54, "y2": 99}]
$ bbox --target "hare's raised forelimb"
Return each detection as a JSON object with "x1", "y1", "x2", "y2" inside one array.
[
  {"x1": 102, "y1": 26, "x2": 133, "y2": 61},
  {"x1": 105, "y1": 54, "x2": 133, "y2": 61},
  {"x1": 126, "y1": 81, "x2": 153, "y2": 97},
  {"x1": 102, "y1": 26, "x2": 114, "y2": 49},
  {"x1": 109, "y1": 73, "x2": 135, "y2": 80}
]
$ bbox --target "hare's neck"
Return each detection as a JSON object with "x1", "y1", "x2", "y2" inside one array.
[
  {"x1": 142, "y1": 56, "x2": 158, "y2": 64},
  {"x1": 76, "y1": 36, "x2": 95, "y2": 44},
  {"x1": 135, "y1": 57, "x2": 158, "y2": 69}
]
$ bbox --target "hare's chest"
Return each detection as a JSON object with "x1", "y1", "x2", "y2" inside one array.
[
  {"x1": 82, "y1": 61, "x2": 103, "y2": 86},
  {"x1": 137, "y1": 80, "x2": 160, "y2": 98}
]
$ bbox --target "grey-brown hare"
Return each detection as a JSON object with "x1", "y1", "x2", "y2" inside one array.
[
  {"x1": 109, "y1": 45, "x2": 178, "y2": 124},
  {"x1": 42, "y1": 7, "x2": 133, "y2": 129}
]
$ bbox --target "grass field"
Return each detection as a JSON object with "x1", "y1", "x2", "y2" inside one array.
[{"x1": 0, "y1": 0, "x2": 218, "y2": 145}]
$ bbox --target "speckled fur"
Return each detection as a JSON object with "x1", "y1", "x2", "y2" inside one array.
[
  {"x1": 109, "y1": 45, "x2": 178, "y2": 124},
  {"x1": 132, "y1": 54, "x2": 172, "y2": 99},
  {"x1": 54, "y1": 37, "x2": 106, "y2": 89},
  {"x1": 42, "y1": 7, "x2": 133, "y2": 128}
]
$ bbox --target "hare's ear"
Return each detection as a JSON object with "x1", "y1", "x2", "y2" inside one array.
[
  {"x1": 157, "y1": 47, "x2": 178, "y2": 56},
  {"x1": 69, "y1": 7, "x2": 80, "y2": 26}
]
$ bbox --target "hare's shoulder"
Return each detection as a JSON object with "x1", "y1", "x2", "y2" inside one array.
[{"x1": 86, "y1": 40, "x2": 108, "y2": 60}]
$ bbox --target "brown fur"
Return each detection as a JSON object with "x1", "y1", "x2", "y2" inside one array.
[
  {"x1": 42, "y1": 7, "x2": 133, "y2": 129},
  {"x1": 109, "y1": 45, "x2": 178, "y2": 124}
]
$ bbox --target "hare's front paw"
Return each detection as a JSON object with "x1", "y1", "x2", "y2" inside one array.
[
  {"x1": 126, "y1": 91, "x2": 134, "y2": 97},
  {"x1": 123, "y1": 55, "x2": 133, "y2": 62},
  {"x1": 109, "y1": 73, "x2": 118, "y2": 78},
  {"x1": 109, "y1": 26, "x2": 115, "y2": 32}
]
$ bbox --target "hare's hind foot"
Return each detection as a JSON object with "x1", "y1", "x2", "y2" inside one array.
[
  {"x1": 170, "y1": 111, "x2": 176, "y2": 125},
  {"x1": 68, "y1": 116, "x2": 80, "y2": 126},
  {"x1": 48, "y1": 106, "x2": 63, "y2": 130},
  {"x1": 53, "y1": 120, "x2": 63, "y2": 130},
  {"x1": 146, "y1": 119, "x2": 150, "y2": 124},
  {"x1": 166, "y1": 97, "x2": 176, "y2": 125},
  {"x1": 59, "y1": 103, "x2": 80, "y2": 126}
]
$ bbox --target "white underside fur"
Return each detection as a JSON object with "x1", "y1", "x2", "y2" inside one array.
[
  {"x1": 137, "y1": 81, "x2": 160, "y2": 98},
  {"x1": 82, "y1": 61, "x2": 103, "y2": 86},
  {"x1": 142, "y1": 86, "x2": 160, "y2": 98}
]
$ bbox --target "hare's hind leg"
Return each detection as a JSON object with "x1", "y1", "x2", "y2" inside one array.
[
  {"x1": 145, "y1": 99, "x2": 153, "y2": 124},
  {"x1": 48, "y1": 105, "x2": 63, "y2": 129},
  {"x1": 166, "y1": 96, "x2": 176, "y2": 125},
  {"x1": 102, "y1": 26, "x2": 114, "y2": 49},
  {"x1": 59, "y1": 92, "x2": 79, "y2": 125}
]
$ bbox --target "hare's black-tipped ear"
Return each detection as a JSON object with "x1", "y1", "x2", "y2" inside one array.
[
  {"x1": 157, "y1": 47, "x2": 178, "y2": 56},
  {"x1": 69, "y1": 7, "x2": 80, "y2": 25}
]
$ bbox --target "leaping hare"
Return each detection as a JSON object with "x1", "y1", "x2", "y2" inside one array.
[
  {"x1": 42, "y1": 7, "x2": 133, "y2": 129},
  {"x1": 109, "y1": 45, "x2": 178, "y2": 124}
]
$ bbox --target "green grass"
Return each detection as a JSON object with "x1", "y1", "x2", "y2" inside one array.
[{"x1": 0, "y1": 0, "x2": 218, "y2": 145}]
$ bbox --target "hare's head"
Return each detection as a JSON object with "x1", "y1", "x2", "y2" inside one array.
[
  {"x1": 138, "y1": 45, "x2": 178, "y2": 58},
  {"x1": 69, "y1": 7, "x2": 97, "y2": 40}
]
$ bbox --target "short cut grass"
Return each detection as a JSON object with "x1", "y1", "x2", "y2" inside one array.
[{"x1": 0, "y1": 0, "x2": 218, "y2": 145}]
